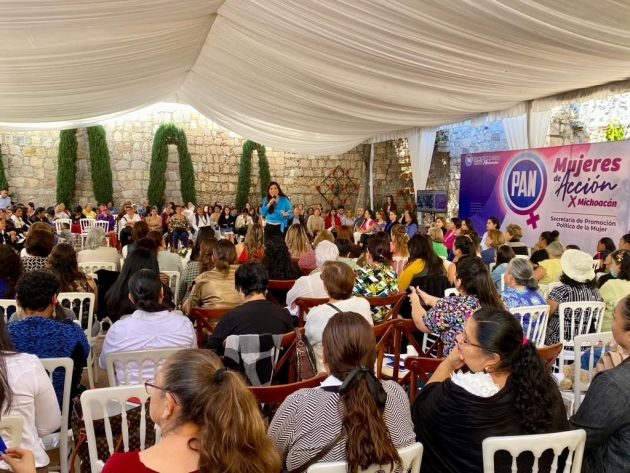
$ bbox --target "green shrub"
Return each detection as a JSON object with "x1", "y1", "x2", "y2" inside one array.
[
  {"x1": 87, "y1": 126, "x2": 114, "y2": 205},
  {"x1": 56, "y1": 129, "x2": 78, "y2": 205},
  {"x1": 257, "y1": 144, "x2": 271, "y2": 199},
  {"x1": 236, "y1": 140, "x2": 254, "y2": 208},
  {"x1": 0, "y1": 146, "x2": 8, "y2": 191},
  {"x1": 606, "y1": 119, "x2": 625, "y2": 141},
  {"x1": 148, "y1": 123, "x2": 196, "y2": 208}
]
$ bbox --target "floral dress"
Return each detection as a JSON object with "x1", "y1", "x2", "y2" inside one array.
[
  {"x1": 423, "y1": 294, "x2": 481, "y2": 355},
  {"x1": 352, "y1": 263, "x2": 398, "y2": 323}
]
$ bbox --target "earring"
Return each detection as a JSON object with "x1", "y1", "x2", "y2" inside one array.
[{"x1": 483, "y1": 366, "x2": 490, "y2": 374}]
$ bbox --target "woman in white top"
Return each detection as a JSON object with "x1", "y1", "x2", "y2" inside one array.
[
  {"x1": 189, "y1": 205, "x2": 211, "y2": 238},
  {"x1": 305, "y1": 261, "x2": 372, "y2": 372},
  {"x1": 99, "y1": 269, "x2": 196, "y2": 385},
  {"x1": 0, "y1": 317, "x2": 61, "y2": 471},
  {"x1": 147, "y1": 231, "x2": 183, "y2": 274}
]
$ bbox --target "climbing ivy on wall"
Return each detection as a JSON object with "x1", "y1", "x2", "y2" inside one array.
[
  {"x1": 56, "y1": 129, "x2": 78, "y2": 205},
  {"x1": 87, "y1": 126, "x2": 114, "y2": 205},
  {"x1": 147, "y1": 123, "x2": 196, "y2": 209},
  {"x1": 236, "y1": 140, "x2": 270, "y2": 208},
  {"x1": 0, "y1": 146, "x2": 8, "y2": 191}
]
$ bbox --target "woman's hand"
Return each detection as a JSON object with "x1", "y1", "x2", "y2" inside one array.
[
  {"x1": 1, "y1": 448, "x2": 36, "y2": 473},
  {"x1": 446, "y1": 344, "x2": 465, "y2": 371},
  {"x1": 414, "y1": 288, "x2": 438, "y2": 307}
]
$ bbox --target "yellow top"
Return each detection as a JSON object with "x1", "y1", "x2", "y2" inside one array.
[
  {"x1": 82, "y1": 210, "x2": 96, "y2": 218},
  {"x1": 599, "y1": 278, "x2": 630, "y2": 331},
  {"x1": 398, "y1": 259, "x2": 425, "y2": 291},
  {"x1": 539, "y1": 258, "x2": 562, "y2": 285}
]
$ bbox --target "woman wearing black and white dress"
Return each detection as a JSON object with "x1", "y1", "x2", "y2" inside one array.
[{"x1": 268, "y1": 311, "x2": 414, "y2": 471}]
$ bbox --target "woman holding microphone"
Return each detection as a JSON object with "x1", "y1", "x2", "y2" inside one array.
[{"x1": 260, "y1": 181, "x2": 292, "y2": 241}]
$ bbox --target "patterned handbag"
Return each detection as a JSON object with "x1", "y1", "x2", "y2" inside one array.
[{"x1": 69, "y1": 397, "x2": 156, "y2": 473}]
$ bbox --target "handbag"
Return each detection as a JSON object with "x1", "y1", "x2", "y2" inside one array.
[
  {"x1": 281, "y1": 430, "x2": 344, "y2": 473},
  {"x1": 294, "y1": 328, "x2": 317, "y2": 381},
  {"x1": 69, "y1": 397, "x2": 156, "y2": 473},
  {"x1": 596, "y1": 344, "x2": 629, "y2": 372}
]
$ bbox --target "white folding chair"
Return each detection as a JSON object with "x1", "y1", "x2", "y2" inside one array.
[
  {"x1": 509, "y1": 305, "x2": 550, "y2": 348},
  {"x1": 80, "y1": 218, "x2": 95, "y2": 250},
  {"x1": 162, "y1": 271, "x2": 181, "y2": 307},
  {"x1": 54, "y1": 218, "x2": 73, "y2": 235},
  {"x1": 488, "y1": 262, "x2": 496, "y2": 272},
  {"x1": 106, "y1": 348, "x2": 185, "y2": 387},
  {"x1": 592, "y1": 259, "x2": 601, "y2": 271},
  {"x1": 515, "y1": 254, "x2": 530, "y2": 260},
  {"x1": 40, "y1": 358, "x2": 73, "y2": 473},
  {"x1": 93, "y1": 221, "x2": 111, "y2": 247},
  {"x1": 500, "y1": 273, "x2": 505, "y2": 292},
  {"x1": 557, "y1": 301, "x2": 607, "y2": 372},
  {"x1": 444, "y1": 288, "x2": 458, "y2": 297},
  {"x1": 573, "y1": 332, "x2": 614, "y2": 413},
  {"x1": 0, "y1": 299, "x2": 18, "y2": 322},
  {"x1": 80, "y1": 386, "x2": 152, "y2": 473},
  {"x1": 421, "y1": 333, "x2": 440, "y2": 355},
  {"x1": 58, "y1": 292, "x2": 98, "y2": 388},
  {"x1": 482, "y1": 429, "x2": 586, "y2": 473},
  {"x1": 548, "y1": 281, "x2": 562, "y2": 293},
  {"x1": 307, "y1": 442, "x2": 423, "y2": 472},
  {"x1": 78, "y1": 261, "x2": 117, "y2": 277},
  {"x1": 0, "y1": 416, "x2": 23, "y2": 449},
  {"x1": 538, "y1": 284, "x2": 549, "y2": 300}
]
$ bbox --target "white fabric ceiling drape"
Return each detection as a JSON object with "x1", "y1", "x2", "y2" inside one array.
[
  {"x1": 529, "y1": 109, "x2": 553, "y2": 149},
  {"x1": 1, "y1": 1, "x2": 630, "y2": 154},
  {"x1": 408, "y1": 130, "x2": 437, "y2": 192},
  {"x1": 502, "y1": 115, "x2": 529, "y2": 151}
]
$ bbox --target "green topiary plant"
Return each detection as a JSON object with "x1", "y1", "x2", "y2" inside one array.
[
  {"x1": 606, "y1": 119, "x2": 625, "y2": 141},
  {"x1": 257, "y1": 144, "x2": 271, "y2": 199},
  {"x1": 0, "y1": 145, "x2": 8, "y2": 191},
  {"x1": 147, "y1": 123, "x2": 196, "y2": 209},
  {"x1": 56, "y1": 129, "x2": 78, "y2": 205},
  {"x1": 235, "y1": 140, "x2": 255, "y2": 209},
  {"x1": 87, "y1": 125, "x2": 114, "y2": 205}
]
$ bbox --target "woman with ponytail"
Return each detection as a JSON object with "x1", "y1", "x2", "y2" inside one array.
[
  {"x1": 410, "y1": 257, "x2": 505, "y2": 355},
  {"x1": 269, "y1": 312, "x2": 414, "y2": 472},
  {"x1": 103, "y1": 350, "x2": 281, "y2": 473},
  {"x1": 412, "y1": 308, "x2": 568, "y2": 472},
  {"x1": 447, "y1": 235, "x2": 474, "y2": 283}
]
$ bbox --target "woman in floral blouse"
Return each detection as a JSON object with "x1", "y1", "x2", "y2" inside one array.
[
  {"x1": 167, "y1": 204, "x2": 190, "y2": 251},
  {"x1": 408, "y1": 256, "x2": 505, "y2": 354},
  {"x1": 352, "y1": 238, "x2": 398, "y2": 323}
]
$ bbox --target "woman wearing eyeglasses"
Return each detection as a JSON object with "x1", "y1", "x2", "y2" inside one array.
[
  {"x1": 102, "y1": 350, "x2": 281, "y2": 473},
  {"x1": 411, "y1": 308, "x2": 569, "y2": 472}
]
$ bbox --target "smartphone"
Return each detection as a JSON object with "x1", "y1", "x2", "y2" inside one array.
[{"x1": 0, "y1": 435, "x2": 7, "y2": 453}]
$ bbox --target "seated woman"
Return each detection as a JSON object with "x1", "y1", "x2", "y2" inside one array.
[
  {"x1": 491, "y1": 244, "x2": 515, "y2": 290},
  {"x1": 504, "y1": 223, "x2": 529, "y2": 256},
  {"x1": 234, "y1": 224, "x2": 264, "y2": 262},
  {"x1": 447, "y1": 235, "x2": 475, "y2": 284},
  {"x1": 594, "y1": 237, "x2": 616, "y2": 263},
  {"x1": 428, "y1": 226, "x2": 447, "y2": 258},
  {"x1": 217, "y1": 205, "x2": 236, "y2": 242},
  {"x1": 144, "y1": 206, "x2": 163, "y2": 233},
  {"x1": 147, "y1": 230, "x2": 183, "y2": 274},
  {"x1": 570, "y1": 295, "x2": 630, "y2": 472},
  {"x1": 353, "y1": 209, "x2": 376, "y2": 245},
  {"x1": 102, "y1": 350, "x2": 281, "y2": 473},
  {"x1": 353, "y1": 238, "x2": 398, "y2": 324},
  {"x1": 0, "y1": 316, "x2": 61, "y2": 472},
  {"x1": 480, "y1": 229, "x2": 505, "y2": 266},
  {"x1": 0, "y1": 245, "x2": 22, "y2": 315},
  {"x1": 22, "y1": 228, "x2": 55, "y2": 272},
  {"x1": 443, "y1": 218, "x2": 461, "y2": 253},
  {"x1": 324, "y1": 208, "x2": 341, "y2": 230},
  {"x1": 410, "y1": 257, "x2": 505, "y2": 355},
  {"x1": 306, "y1": 208, "x2": 325, "y2": 239},
  {"x1": 184, "y1": 240, "x2": 241, "y2": 313},
  {"x1": 105, "y1": 248, "x2": 175, "y2": 323},
  {"x1": 305, "y1": 261, "x2": 372, "y2": 372},
  {"x1": 78, "y1": 227, "x2": 120, "y2": 269},
  {"x1": 8, "y1": 270, "x2": 90, "y2": 407},
  {"x1": 533, "y1": 240, "x2": 565, "y2": 284},
  {"x1": 598, "y1": 250, "x2": 630, "y2": 331},
  {"x1": 47, "y1": 243, "x2": 100, "y2": 337},
  {"x1": 545, "y1": 249, "x2": 603, "y2": 345},
  {"x1": 285, "y1": 223, "x2": 312, "y2": 260},
  {"x1": 398, "y1": 234, "x2": 445, "y2": 292},
  {"x1": 500, "y1": 257, "x2": 546, "y2": 309},
  {"x1": 298, "y1": 229, "x2": 334, "y2": 268},
  {"x1": 178, "y1": 230, "x2": 217, "y2": 304},
  {"x1": 99, "y1": 269, "x2": 196, "y2": 384},
  {"x1": 390, "y1": 224, "x2": 410, "y2": 275},
  {"x1": 121, "y1": 221, "x2": 149, "y2": 259},
  {"x1": 261, "y1": 235, "x2": 301, "y2": 282},
  {"x1": 530, "y1": 230, "x2": 560, "y2": 269},
  {"x1": 412, "y1": 308, "x2": 569, "y2": 472},
  {"x1": 205, "y1": 262, "x2": 293, "y2": 355},
  {"x1": 269, "y1": 311, "x2": 415, "y2": 471},
  {"x1": 402, "y1": 210, "x2": 418, "y2": 239},
  {"x1": 167, "y1": 204, "x2": 190, "y2": 250}
]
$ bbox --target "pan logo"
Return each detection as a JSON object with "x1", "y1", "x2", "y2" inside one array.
[
  {"x1": 501, "y1": 152, "x2": 547, "y2": 229},
  {"x1": 465, "y1": 154, "x2": 473, "y2": 167}
]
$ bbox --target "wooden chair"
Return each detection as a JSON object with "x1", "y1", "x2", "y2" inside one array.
[
  {"x1": 294, "y1": 297, "x2": 329, "y2": 327},
  {"x1": 300, "y1": 266, "x2": 317, "y2": 276},
  {"x1": 365, "y1": 293, "x2": 406, "y2": 324},
  {"x1": 536, "y1": 342, "x2": 563, "y2": 373},
  {"x1": 267, "y1": 279, "x2": 297, "y2": 306},
  {"x1": 374, "y1": 320, "x2": 395, "y2": 380},
  {"x1": 272, "y1": 328, "x2": 306, "y2": 384},
  {"x1": 404, "y1": 356, "x2": 447, "y2": 402},
  {"x1": 191, "y1": 306, "x2": 235, "y2": 346}
]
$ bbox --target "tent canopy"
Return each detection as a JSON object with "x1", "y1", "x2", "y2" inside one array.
[{"x1": 1, "y1": 0, "x2": 629, "y2": 154}]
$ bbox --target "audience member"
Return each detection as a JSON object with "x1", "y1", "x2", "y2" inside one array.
[
  {"x1": 412, "y1": 308, "x2": 569, "y2": 472},
  {"x1": 204, "y1": 262, "x2": 293, "y2": 355},
  {"x1": 298, "y1": 229, "x2": 334, "y2": 268},
  {"x1": 531, "y1": 230, "x2": 560, "y2": 265},
  {"x1": 285, "y1": 223, "x2": 312, "y2": 260},
  {"x1": 570, "y1": 294, "x2": 630, "y2": 472},
  {"x1": 596, "y1": 250, "x2": 630, "y2": 332},
  {"x1": 179, "y1": 235, "x2": 217, "y2": 304},
  {"x1": 402, "y1": 210, "x2": 418, "y2": 239},
  {"x1": 305, "y1": 262, "x2": 372, "y2": 372},
  {"x1": 354, "y1": 209, "x2": 377, "y2": 245},
  {"x1": 480, "y1": 229, "x2": 505, "y2": 266},
  {"x1": 306, "y1": 208, "x2": 324, "y2": 238},
  {"x1": 270, "y1": 311, "x2": 415, "y2": 471},
  {"x1": 122, "y1": 220, "x2": 150, "y2": 259},
  {"x1": 480, "y1": 216, "x2": 500, "y2": 251},
  {"x1": 533, "y1": 241, "x2": 565, "y2": 284},
  {"x1": 428, "y1": 226, "x2": 447, "y2": 258},
  {"x1": 168, "y1": 205, "x2": 190, "y2": 250},
  {"x1": 491, "y1": 245, "x2": 515, "y2": 289},
  {"x1": 99, "y1": 269, "x2": 196, "y2": 384},
  {"x1": 500, "y1": 258, "x2": 546, "y2": 309},
  {"x1": 324, "y1": 208, "x2": 341, "y2": 230},
  {"x1": 103, "y1": 350, "x2": 281, "y2": 473},
  {"x1": 148, "y1": 230, "x2": 184, "y2": 273},
  {"x1": 619, "y1": 234, "x2": 630, "y2": 251},
  {"x1": 410, "y1": 257, "x2": 505, "y2": 354},
  {"x1": 443, "y1": 217, "x2": 461, "y2": 251},
  {"x1": 504, "y1": 223, "x2": 529, "y2": 256},
  {"x1": 461, "y1": 218, "x2": 475, "y2": 233},
  {"x1": 261, "y1": 236, "x2": 301, "y2": 281},
  {"x1": 22, "y1": 228, "x2": 55, "y2": 272},
  {"x1": 0, "y1": 245, "x2": 22, "y2": 300},
  {"x1": 447, "y1": 235, "x2": 475, "y2": 284},
  {"x1": 235, "y1": 224, "x2": 264, "y2": 262},
  {"x1": 334, "y1": 238, "x2": 357, "y2": 270},
  {"x1": 594, "y1": 237, "x2": 616, "y2": 262},
  {"x1": 78, "y1": 227, "x2": 120, "y2": 269},
  {"x1": 545, "y1": 249, "x2": 603, "y2": 345},
  {"x1": 398, "y1": 234, "x2": 445, "y2": 291},
  {"x1": 8, "y1": 270, "x2": 89, "y2": 406}
]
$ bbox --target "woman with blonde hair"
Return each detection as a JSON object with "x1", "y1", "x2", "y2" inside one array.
[
  {"x1": 428, "y1": 226, "x2": 448, "y2": 258},
  {"x1": 298, "y1": 229, "x2": 334, "y2": 268},
  {"x1": 181, "y1": 238, "x2": 218, "y2": 304},
  {"x1": 235, "y1": 224, "x2": 264, "y2": 262},
  {"x1": 103, "y1": 350, "x2": 281, "y2": 473},
  {"x1": 390, "y1": 224, "x2": 410, "y2": 275},
  {"x1": 285, "y1": 223, "x2": 312, "y2": 259},
  {"x1": 481, "y1": 229, "x2": 505, "y2": 266}
]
